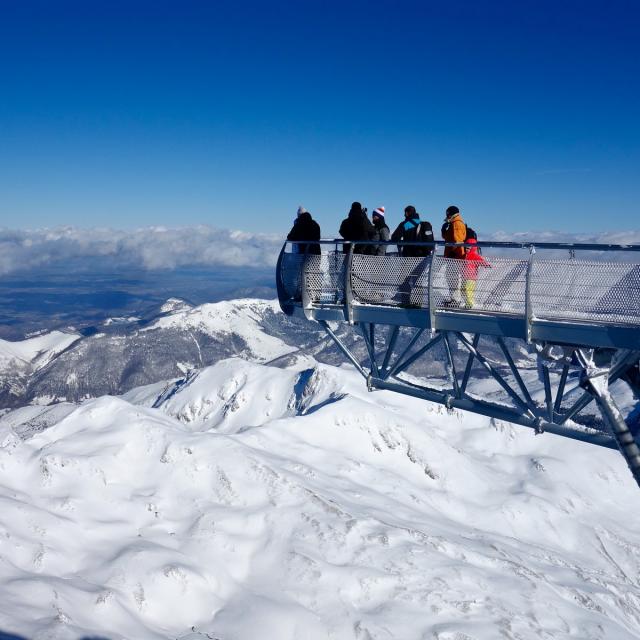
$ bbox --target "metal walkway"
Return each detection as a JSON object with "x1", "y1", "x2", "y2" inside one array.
[{"x1": 276, "y1": 239, "x2": 640, "y2": 487}]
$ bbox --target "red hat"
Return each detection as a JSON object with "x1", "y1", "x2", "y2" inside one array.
[{"x1": 373, "y1": 206, "x2": 385, "y2": 217}]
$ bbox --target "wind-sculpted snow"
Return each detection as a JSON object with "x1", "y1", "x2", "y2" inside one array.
[
  {"x1": 128, "y1": 359, "x2": 348, "y2": 432},
  {"x1": 1, "y1": 359, "x2": 640, "y2": 639}
]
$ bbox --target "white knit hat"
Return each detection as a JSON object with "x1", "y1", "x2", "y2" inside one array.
[
  {"x1": 297, "y1": 205, "x2": 308, "y2": 217},
  {"x1": 373, "y1": 206, "x2": 385, "y2": 217}
]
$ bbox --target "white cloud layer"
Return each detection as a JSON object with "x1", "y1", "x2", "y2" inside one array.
[
  {"x1": 0, "y1": 226, "x2": 639, "y2": 276},
  {"x1": 489, "y1": 229, "x2": 640, "y2": 245},
  {"x1": 0, "y1": 226, "x2": 283, "y2": 275}
]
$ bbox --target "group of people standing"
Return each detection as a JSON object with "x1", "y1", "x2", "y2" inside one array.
[
  {"x1": 339, "y1": 202, "x2": 435, "y2": 258},
  {"x1": 286, "y1": 202, "x2": 489, "y2": 308}
]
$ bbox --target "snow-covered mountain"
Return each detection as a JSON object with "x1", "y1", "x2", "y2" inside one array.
[
  {"x1": 1, "y1": 297, "x2": 522, "y2": 411},
  {"x1": 0, "y1": 331, "x2": 81, "y2": 409},
  {"x1": 1, "y1": 357, "x2": 639, "y2": 639},
  {"x1": 0, "y1": 298, "x2": 384, "y2": 409}
]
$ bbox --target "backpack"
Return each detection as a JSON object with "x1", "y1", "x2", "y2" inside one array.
[{"x1": 418, "y1": 221, "x2": 434, "y2": 256}]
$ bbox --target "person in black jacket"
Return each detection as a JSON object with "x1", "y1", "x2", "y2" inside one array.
[
  {"x1": 287, "y1": 206, "x2": 321, "y2": 254},
  {"x1": 391, "y1": 206, "x2": 434, "y2": 305},
  {"x1": 390, "y1": 205, "x2": 434, "y2": 257},
  {"x1": 339, "y1": 202, "x2": 375, "y2": 254}
]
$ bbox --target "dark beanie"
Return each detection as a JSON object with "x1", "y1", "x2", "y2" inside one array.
[
  {"x1": 404, "y1": 205, "x2": 416, "y2": 216},
  {"x1": 446, "y1": 205, "x2": 459, "y2": 217},
  {"x1": 351, "y1": 201, "x2": 362, "y2": 212}
]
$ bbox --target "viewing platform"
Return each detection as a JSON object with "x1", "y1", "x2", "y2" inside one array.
[
  {"x1": 276, "y1": 239, "x2": 640, "y2": 487},
  {"x1": 277, "y1": 240, "x2": 640, "y2": 350}
]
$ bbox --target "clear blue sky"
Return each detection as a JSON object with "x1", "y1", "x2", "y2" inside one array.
[{"x1": 0, "y1": 0, "x2": 638, "y2": 235}]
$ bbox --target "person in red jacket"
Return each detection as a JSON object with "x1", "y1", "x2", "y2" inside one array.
[{"x1": 462, "y1": 237, "x2": 490, "y2": 308}]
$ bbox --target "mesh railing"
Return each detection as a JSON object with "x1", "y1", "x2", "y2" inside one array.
[
  {"x1": 303, "y1": 252, "x2": 347, "y2": 304},
  {"x1": 280, "y1": 242, "x2": 640, "y2": 327},
  {"x1": 351, "y1": 254, "x2": 431, "y2": 307},
  {"x1": 431, "y1": 256, "x2": 528, "y2": 313},
  {"x1": 530, "y1": 259, "x2": 640, "y2": 325}
]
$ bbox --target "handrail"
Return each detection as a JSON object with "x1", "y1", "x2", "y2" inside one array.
[{"x1": 285, "y1": 239, "x2": 640, "y2": 251}]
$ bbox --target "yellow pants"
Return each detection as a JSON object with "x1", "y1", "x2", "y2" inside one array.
[{"x1": 463, "y1": 279, "x2": 477, "y2": 308}]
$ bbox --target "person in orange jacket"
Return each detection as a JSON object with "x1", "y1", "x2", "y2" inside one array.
[
  {"x1": 462, "y1": 236, "x2": 491, "y2": 308},
  {"x1": 441, "y1": 205, "x2": 467, "y2": 303},
  {"x1": 442, "y1": 205, "x2": 467, "y2": 258}
]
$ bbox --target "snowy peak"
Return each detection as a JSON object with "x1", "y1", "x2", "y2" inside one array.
[
  {"x1": 143, "y1": 298, "x2": 296, "y2": 362},
  {"x1": 159, "y1": 297, "x2": 194, "y2": 314}
]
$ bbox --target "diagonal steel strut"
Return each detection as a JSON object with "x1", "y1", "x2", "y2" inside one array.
[
  {"x1": 318, "y1": 320, "x2": 368, "y2": 379},
  {"x1": 455, "y1": 332, "x2": 535, "y2": 419}
]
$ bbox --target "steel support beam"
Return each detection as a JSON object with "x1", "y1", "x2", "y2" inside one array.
[
  {"x1": 388, "y1": 332, "x2": 442, "y2": 379},
  {"x1": 542, "y1": 364, "x2": 554, "y2": 422},
  {"x1": 582, "y1": 373, "x2": 640, "y2": 489},
  {"x1": 554, "y1": 364, "x2": 570, "y2": 415},
  {"x1": 460, "y1": 334, "x2": 480, "y2": 394},
  {"x1": 370, "y1": 376, "x2": 617, "y2": 450},
  {"x1": 442, "y1": 332, "x2": 461, "y2": 398},
  {"x1": 384, "y1": 328, "x2": 425, "y2": 379},
  {"x1": 456, "y1": 332, "x2": 534, "y2": 418},
  {"x1": 380, "y1": 325, "x2": 400, "y2": 376},
  {"x1": 558, "y1": 351, "x2": 640, "y2": 426},
  {"x1": 318, "y1": 320, "x2": 368, "y2": 379},
  {"x1": 360, "y1": 323, "x2": 380, "y2": 378},
  {"x1": 496, "y1": 336, "x2": 536, "y2": 410}
]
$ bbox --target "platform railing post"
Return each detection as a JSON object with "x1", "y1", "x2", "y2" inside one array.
[
  {"x1": 344, "y1": 242, "x2": 355, "y2": 324},
  {"x1": 524, "y1": 245, "x2": 536, "y2": 343},
  {"x1": 427, "y1": 244, "x2": 438, "y2": 331}
]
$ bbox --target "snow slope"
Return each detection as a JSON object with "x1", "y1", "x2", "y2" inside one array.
[{"x1": 1, "y1": 358, "x2": 640, "y2": 639}]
